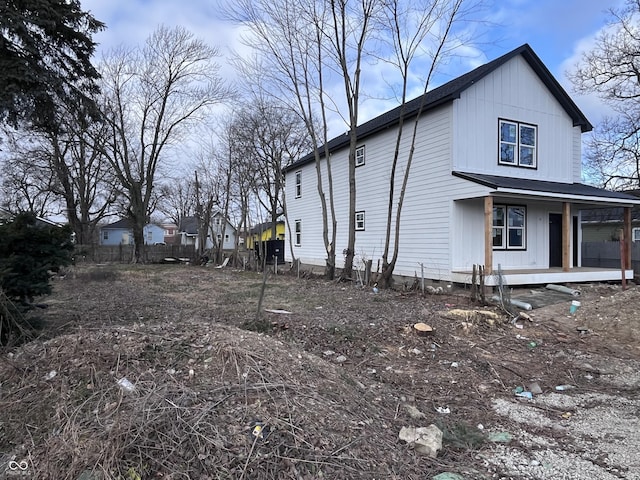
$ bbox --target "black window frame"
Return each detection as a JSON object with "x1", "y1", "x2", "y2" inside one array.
[{"x1": 498, "y1": 119, "x2": 537, "y2": 169}]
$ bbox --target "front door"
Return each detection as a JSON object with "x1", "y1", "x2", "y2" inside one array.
[{"x1": 549, "y1": 213, "x2": 562, "y2": 268}]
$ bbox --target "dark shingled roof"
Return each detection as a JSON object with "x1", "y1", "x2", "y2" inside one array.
[
  {"x1": 581, "y1": 190, "x2": 640, "y2": 222},
  {"x1": 102, "y1": 218, "x2": 134, "y2": 229},
  {"x1": 284, "y1": 44, "x2": 592, "y2": 173},
  {"x1": 178, "y1": 216, "x2": 199, "y2": 235},
  {"x1": 453, "y1": 172, "x2": 640, "y2": 202}
]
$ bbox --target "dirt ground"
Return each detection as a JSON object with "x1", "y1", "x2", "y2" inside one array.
[{"x1": 1, "y1": 264, "x2": 639, "y2": 479}]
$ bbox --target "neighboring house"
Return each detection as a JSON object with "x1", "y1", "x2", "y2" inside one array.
[
  {"x1": 247, "y1": 221, "x2": 285, "y2": 250},
  {"x1": 178, "y1": 212, "x2": 236, "y2": 251},
  {"x1": 0, "y1": 207, "x2": 63, "y2": 228},
  {"x1": 582, "y1": 191, "x2": 640, "y2": 242},
  {"x1": 161, "y1": 222, "x2": 180, "y2": 245},
  {"x1": 100, "y1": 219, "x2": 165, "y2": 246},
  {"x1": 283, "y1": 44, "x2": 640, "y2": 286}
]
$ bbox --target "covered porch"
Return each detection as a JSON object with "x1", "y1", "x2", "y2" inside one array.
[{"x1": 452, "y1": 172, "x2": 640, "y2": 286}]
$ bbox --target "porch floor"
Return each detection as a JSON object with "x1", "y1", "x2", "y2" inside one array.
[{"x1": 451, "y1": 267, "x2": 633, "y2": 286}]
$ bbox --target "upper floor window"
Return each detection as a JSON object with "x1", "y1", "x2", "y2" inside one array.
[
  {"x1": 295, "y1": 171, "x2": 302, "y2": 198},
  {"x1": 493, "y1": 205, "x2": 526, "y2": 250},
  {"x1": 355, "y1": 211, "x2": 365, "y2": 230},
  {"x1": 633, "y1": 227, "x2": 640, "y2": 242},
  {"x1": 355, "y1": 145, "x2": 365, "y2": 167},
  {"x1": 499, "y1": 120, "x2": 537, "y2": 168}
]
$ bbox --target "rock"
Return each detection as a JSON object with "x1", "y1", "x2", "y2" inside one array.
[
  {"x1": 398, "y1": 425, "x2": 443, "y2": 457},
  {"x1": 403, "y1": 404, "x2": 426, "y2": 420},
  {"x1": 528, "y1": 382, "x2": 543, "y2": 395},
  {"x1": 323, "y1": 350, "x2": 335, "y2": 356},
  {"x1": 335, "y1": 355, "x2": 347, "y2": 363}
]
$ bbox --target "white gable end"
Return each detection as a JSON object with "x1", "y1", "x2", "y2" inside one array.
[{"x1": 452, "y1": 55, "x2": 580, "y2": 183}]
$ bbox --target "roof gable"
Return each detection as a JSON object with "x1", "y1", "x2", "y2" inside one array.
[{"x1": 285, "y1": 44, "x2": 591, "y2": 172}]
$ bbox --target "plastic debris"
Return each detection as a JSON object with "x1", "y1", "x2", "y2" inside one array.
[
  {"x1": 515, "y1": 391, "x2": 533, "y2": 400},
  {"x1": 527, "y1": 341, "x2": 537, "y2": 349},
  {"x1": 44, "y1": 370, "x2": 57, "y2": 381},
  {"x1": 435, "y1": 406, "x2": 451, "y2": 414},
  {"x1": 488, "y1": 431, "x2": 513, "y2": 443},
  {"x1": 570, "y1": 300, "x2": 581, "y2": 314},
  {"x1": 546, "y1": 284, "x2": 581, "y2": 296},
  {"x1": 555, "y1": 384, "x2": 575, "y2": 391},
  {"x1": 372, "y1": 287, "x2": 379, "y2": 294},
  {"x1": 117, "y1": 377, "x2": 136, "y2": 393},
  {"x1": 433, "y1": 473, "x2": 465, "y2": 480}
]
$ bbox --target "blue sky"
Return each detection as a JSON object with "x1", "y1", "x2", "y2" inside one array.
[{"x1": 81, "y1": 0, "x2": 625, "y2": 134}]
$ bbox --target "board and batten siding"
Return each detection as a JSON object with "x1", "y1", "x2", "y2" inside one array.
[
  {"x1": 451, "y1": 55, "x2": 579, "y2": 183},
  {"x1": 453, "y1": 199, "x2": 580, "y2": 274}
]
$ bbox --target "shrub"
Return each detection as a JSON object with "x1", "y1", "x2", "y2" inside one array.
[{"x1": 0, "y1": 213, "x2": 74, "y2": 343}]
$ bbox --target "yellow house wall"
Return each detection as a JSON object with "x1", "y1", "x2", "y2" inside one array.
[{"x1": 247, "y1": 223, "x2": 285, "y2": 249}]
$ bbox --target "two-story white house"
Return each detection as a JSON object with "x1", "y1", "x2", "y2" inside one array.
[{"x1": 284, "y1": 44, "x2": 640, "y2": 286}]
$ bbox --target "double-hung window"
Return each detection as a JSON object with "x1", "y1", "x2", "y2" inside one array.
[
  {"x1": 355, "y1": 211, "x2": 365, "y2": 231},
  {"x1": 499, "y1": 120, "x2": 537, "y2": 168},
  {"x1": 295, "y1": 171, "x2": 302, "y2": 198},
  {"x1": 355, "y1": 146, "x2": 365, "y2": 167},
  {"x1": 493, "y1": 205, "x2": 526, "y2": 250},
  {"x1": 294, "y1": 220, "x2": 302, "y2": 246}
]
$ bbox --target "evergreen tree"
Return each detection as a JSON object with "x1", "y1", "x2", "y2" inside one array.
[
  {"x1": 0, "y1": 0, "x2": 104, "y2": 128},
  {"x1": 0, "y1": 213, "x2": 74, "y2": 343}
]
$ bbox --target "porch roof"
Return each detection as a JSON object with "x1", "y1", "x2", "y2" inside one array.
[{"x1": 453, "y1": 171, "x2": 640, "y2": 207}]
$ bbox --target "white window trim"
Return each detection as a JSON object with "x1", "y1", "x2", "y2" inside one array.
[
  {"x1": 295, "y1": 171, "x2": 302, "y2": 198},
  {"x1": 632, "y1": 227, "x2": 640, "y2": 242},
  {"x1": 499, "y1": 119, "x2": 537, "y2": 169},
  {"x1": 294, "y1": 220, "x2": 302, "y2": 246},
  {"x1": 493, "y1": 205, "x2": 526, "y2": 250},
  {"x1": 355, "y1": 211, "x2": 365, "y2": 231},
  {"x1": 355, "y1": 145, "x2": 365, "y2": 167}
]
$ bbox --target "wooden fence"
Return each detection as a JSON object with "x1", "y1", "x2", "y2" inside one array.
[
  {"x1": 582, "y1": 241, "x2": 640, "y2": 275},
  {"x1": 74, "y1": 244, "x2": 197, "y2": 264}
]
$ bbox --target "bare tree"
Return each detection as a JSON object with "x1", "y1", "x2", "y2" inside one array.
[
  {"x1": 225, "y1": 0, "x2": 339, "y2": 278},
  {"x1": 231, "y1": 100, "x2": 311, "y2": 245},
  {"x1": 0, "y1": 139, "x2": 56, "y2": 217},
  {"x1": 569, "y1": 0, "x2": 640, "y2": 190},
  {"x1": 1, "y1": 106, "x2": 118, "y2": 244},
  {"x1": 157, "y1": 177, "x2": 197, "y2": 227},
  {"x1": 325, "y1": 0, "x2": 380, "y2": 281},
  {"x1": 99, "y1": 25, "x2": 232, "y2": 262},
  {"x1": 377, "y1": 0, "x2": 467, "y2": 288}
]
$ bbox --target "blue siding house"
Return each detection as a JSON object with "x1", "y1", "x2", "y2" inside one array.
[{"x1": 100, "y1": 219, "x2": 165, "y2": 246}]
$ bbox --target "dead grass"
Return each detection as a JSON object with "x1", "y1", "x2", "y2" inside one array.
[{"x1": 1, "y1": 264, "x2": 639, "y2": 479}]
